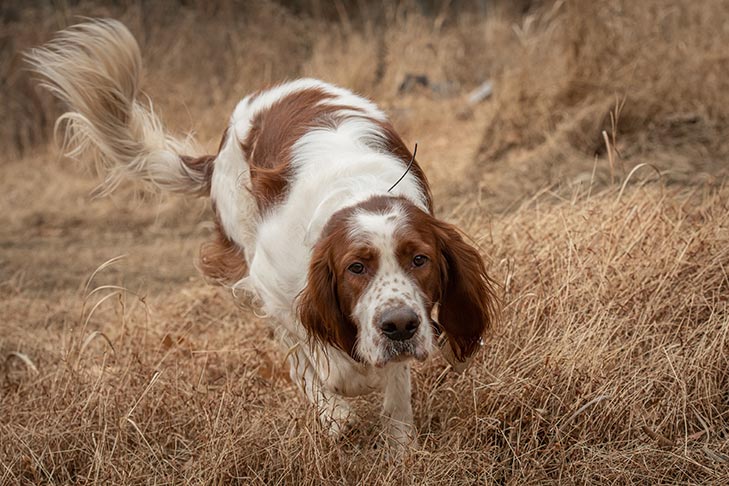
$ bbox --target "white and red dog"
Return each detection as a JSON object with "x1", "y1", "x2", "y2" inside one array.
[{"x1": 30, "y1": 20, "x2": 497, "y2": 449}]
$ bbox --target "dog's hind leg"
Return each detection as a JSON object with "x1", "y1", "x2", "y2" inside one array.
[{"x1": 200, "y1": 118, "x2": 260, "y2": 287}]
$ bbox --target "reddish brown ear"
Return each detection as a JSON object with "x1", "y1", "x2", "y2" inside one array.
[
  {"x1": 297, "y1": 242, "x2": 357, "y2": 356},
  {"x1": 435, "y1": 221, "x2": 498, "y2": 361}
]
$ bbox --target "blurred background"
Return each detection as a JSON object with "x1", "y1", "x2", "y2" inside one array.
[{"x1": 5, "y1": 0, "x2": 728, "y2": 201}]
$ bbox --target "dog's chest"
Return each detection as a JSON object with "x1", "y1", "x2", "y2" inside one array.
[{"x1": 318, "y1": 353, "x2": 388, "y2": 397}]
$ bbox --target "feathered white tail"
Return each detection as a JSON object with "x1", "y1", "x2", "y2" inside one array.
[{"x1": 27, "y1": 19, "x2": 212, "y2": 196}]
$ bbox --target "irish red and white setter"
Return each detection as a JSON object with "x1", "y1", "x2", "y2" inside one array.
[{"x1": 30, "y1": 19, "x2": 497, "y2": 449}]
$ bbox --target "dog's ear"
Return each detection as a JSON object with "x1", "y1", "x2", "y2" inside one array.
[
  {"x1": 434, "y1": 221, "x2": 498, "y2": 362},
  {"x1": 297, "y1": 240, "x2": 357, "y2": 356}
]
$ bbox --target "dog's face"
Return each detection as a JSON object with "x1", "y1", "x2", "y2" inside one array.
[{"x1": 298, "y1": 195, "x2": 497, "y2": 367}]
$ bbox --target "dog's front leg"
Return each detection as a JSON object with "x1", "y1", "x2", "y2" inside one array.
[
  {"x1": 382, "y1": 363, "x2": 417, "y2": 450},
  {"x1": 285, "y1": 342, "x2": 353, "y2": 438}
]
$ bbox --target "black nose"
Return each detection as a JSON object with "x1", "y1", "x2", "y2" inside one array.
[{"x1": 379, "y1": 307, "x2": 420, "y2": 341}]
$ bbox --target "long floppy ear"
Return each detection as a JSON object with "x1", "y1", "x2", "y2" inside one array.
[
  {"x1": 297, "y1": 242, "x2": 357, "y2": 356},
  {"x1": 435, "y1": 221, "x2": 498, "y2": 362}
]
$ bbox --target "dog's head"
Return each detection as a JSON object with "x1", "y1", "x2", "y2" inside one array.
[{"x1": 298, "y1": 195, "x2": 498, "y2": 367}]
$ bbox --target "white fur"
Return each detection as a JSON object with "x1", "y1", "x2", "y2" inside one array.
[{"x1": 211, "y1": 132, "x2": 258, "y2": 261}]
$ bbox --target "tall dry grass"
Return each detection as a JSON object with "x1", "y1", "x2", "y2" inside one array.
[
  {"x1": 2, "y1": 0, "x2": 729, "y2": 484},
  {"x1": 2, "y1": 182, "x2": 727, "y2": 484}
]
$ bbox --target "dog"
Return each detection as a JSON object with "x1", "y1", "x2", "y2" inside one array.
[{"x1": 29, "y1": 19, "x2": 498, "y2": 449}]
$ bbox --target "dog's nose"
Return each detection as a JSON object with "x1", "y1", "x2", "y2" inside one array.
[{"x1": 379, "y1": 307, "x2": 420, "y2": 341}]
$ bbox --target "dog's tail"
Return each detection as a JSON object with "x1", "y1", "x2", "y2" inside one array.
[{"x1": 27, "y1": 19, "x2": 213, "y2": 196}]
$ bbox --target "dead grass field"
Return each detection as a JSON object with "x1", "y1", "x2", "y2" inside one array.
[{"x1": 2, "y1": 1, "x2": 728, "y2": 484}]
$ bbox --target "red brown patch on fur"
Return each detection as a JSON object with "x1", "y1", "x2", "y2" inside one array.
[
  {"x1": 242, "y1": 88, "x2": 364, "y2": 212},
  {"x1": 179, "y1": 127, "x2": 229, "y2": 197},
  {"x1": 198, "y1": 212, "x2": 248, "y2": 285},
  {"x1": 399, "y1": 200, "x2": 498, "y2": 360},
  {"x1": 179, "y1": 154, "x2": 215, "y2": 196},
  {"x1": 297, "y1": 205, "x2": 362, "y2": 357},
  {"x1": 372, "y1": 120, "x2": 434, "y2": 213}
]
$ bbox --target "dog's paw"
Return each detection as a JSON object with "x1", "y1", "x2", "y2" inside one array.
[
  {"x1": 318, "y1": 398, "x2": 356, "y2": 439},
  {"x1": 373, "y1": 431, "x2": 419, "y2": 461},
  {"x1": 380, "y1": 422, "x2": 418, "y2": 456}
]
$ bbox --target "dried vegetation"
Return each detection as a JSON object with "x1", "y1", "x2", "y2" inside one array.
[{"x1": 1, "y1": 0, "x2": 728, "y2": 483}]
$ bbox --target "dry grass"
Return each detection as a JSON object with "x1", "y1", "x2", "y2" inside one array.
[
  {"x1": 2, "y1": 1, "x2": 729, "y2": 484},
  {"x1": 472, "y1": 0, "x2": 729, "y2": 209}
]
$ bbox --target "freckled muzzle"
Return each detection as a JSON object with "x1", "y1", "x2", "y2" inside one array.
[{"x1": 366, "y1": 300, "x2": 434, "y2": 367}]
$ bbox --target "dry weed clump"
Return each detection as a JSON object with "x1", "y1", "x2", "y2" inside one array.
[
  {"x1": 474, "y1": 0, "x2": 729, "y2": 208},
  {"x1": 2, "y1": 181, "x2": 728, "y2": 484}
]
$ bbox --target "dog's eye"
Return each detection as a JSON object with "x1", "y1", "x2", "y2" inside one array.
[
  {"x1": 348, "y1": 262, "x2": 365, "y2": 274},
  {"x1": 412, "y1": 255, "x2": 429, "y2": 267}
]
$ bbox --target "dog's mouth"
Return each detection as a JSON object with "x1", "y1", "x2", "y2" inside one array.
[{"x1": 372, "y1": 337, "x2": 431, "y2": 368}]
